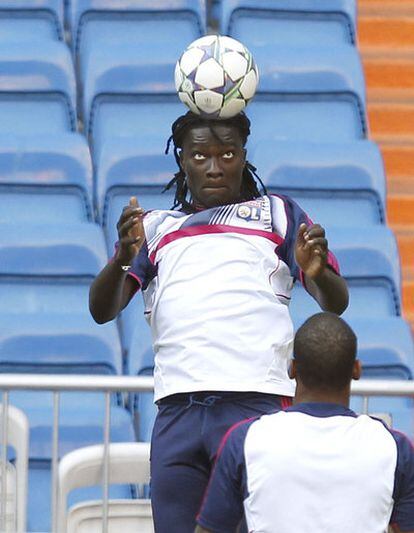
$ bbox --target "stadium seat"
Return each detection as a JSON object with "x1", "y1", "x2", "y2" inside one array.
[
  {"x1": 69, "y1": 0, "x2": 206, "y2": 61},
  {"x1": 82, "y1": 42, "x2": 181, "y2": 159},
  {"x1": 0, "y1": 1, "x2": 64, "y2": 42},
  {"x1": 0, "y1": 223, "x2": 107, "y2": 316},
  {"x1": 0, "y1": 404, "x2": 29, "y2": 533},
  {"x1": 250, "y1": 140, "x2": 386, "y2": 226},
  {"x1": 0, "y1": 41, "x2": 76, "y2": 135},
  {"x1": 289, "y1": 225, "x2": 402, "y2": 319},
  {"x1": 58, "y1": 443, "x2": 153, "y2": 533},
  {"x1": 220, "y1": 0, "x2": 357, "y2": 47},
  {"x1": 0, "y1": 313, "x2": 122, "y2": 375},
  {"x1": 0, "y1": 134, "x2": 93, "y2": 223},
  {"x1": 9, "y1": 393, "x2": 136, "y2": 532},
  {"x1": 245, "y1": 44, "x2": 367, "y2": 146},
  {"x1": 96, "y1": 138, "x2": 176, "y2": 247}
]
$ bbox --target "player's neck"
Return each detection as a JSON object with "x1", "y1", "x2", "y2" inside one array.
[{"x1": 294, "y1": 384, "x2": 351, "y2": 408}]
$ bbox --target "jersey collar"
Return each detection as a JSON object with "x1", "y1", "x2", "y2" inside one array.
[{"x1": 286, "y1": 402, "x2": 357, "y2": 418}]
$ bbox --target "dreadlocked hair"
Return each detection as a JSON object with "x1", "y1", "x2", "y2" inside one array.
[{"x1": 163, "y1": 111, "x2": 267, "y2": 211}]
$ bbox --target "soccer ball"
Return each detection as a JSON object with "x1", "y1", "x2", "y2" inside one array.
[{"x1": 175, "y1": 35, "x2": 259, "y2": 119}]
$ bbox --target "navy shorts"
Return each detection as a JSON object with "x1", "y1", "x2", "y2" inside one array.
[{"x1": 150, "y1": 391, "x2": 291, "y2": 533}]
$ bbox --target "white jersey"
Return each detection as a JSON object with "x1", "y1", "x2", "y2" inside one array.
[
  {"x1": 198, "y1": 403, "x2": 414, "y2": 533},
  {"x1": 128, "y1": 195, "x2": 339, "y2": 401}
]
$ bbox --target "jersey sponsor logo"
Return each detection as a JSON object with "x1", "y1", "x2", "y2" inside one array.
[{"x1": 237, "y1": 205, "x2": 261, "y2": 221}]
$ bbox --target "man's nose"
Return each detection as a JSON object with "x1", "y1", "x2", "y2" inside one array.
[{"x1": 206, "y1": 157, "x2": 223, "y2": 178}]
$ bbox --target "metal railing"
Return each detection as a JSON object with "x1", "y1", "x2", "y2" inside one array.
[{"x1": 0, "y1": 374, "x2": 412, "y2": 532}]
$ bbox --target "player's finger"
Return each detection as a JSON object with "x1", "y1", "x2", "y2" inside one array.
[
  {"x1": 305, "y1": 237, "x2": 328, "y2": 249},
  {"x1": 297, "y1": 223, "x2": 308, "y2": 244},
  {"x1": 129, "y1": 196, "x2": 139, "y2": 208},
  {"x1": 306, "y1": 224, "x2": 325, "y2": 239}
]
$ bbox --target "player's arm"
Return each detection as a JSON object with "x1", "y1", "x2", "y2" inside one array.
[
  {"x1": 295, "y1": 223, "x2": 348, "y2": 315},
  {"x1": 89, "y1": 197, "x2": 145, "y2": 324}
]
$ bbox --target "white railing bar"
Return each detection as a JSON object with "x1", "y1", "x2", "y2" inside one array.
[
  {"x1": 0, "y1": 374, "x2": 154, "y2": 392},
  {"x1": 51, "y1": 392, "x2": 60, "y2": 533},
  {"x1": 102, "y1": 393, "x2": 111, "y2": 533},
  {"x1": 0, "y1": 392, "x2": 8, "y2": 532},
  {"x1": 0, "y1": 375, "x2": 411, "y2": 396}
]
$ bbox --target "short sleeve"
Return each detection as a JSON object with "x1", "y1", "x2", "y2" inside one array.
[
  {"x1": 390, "y1": 430, "x2": 414, "y2": 531},
  {"x1": 270, "y1": 194, "x2": 340, "y2": 286},
  {"x1": 197, "y1": 419, "x2": 255, "y2": 533}
]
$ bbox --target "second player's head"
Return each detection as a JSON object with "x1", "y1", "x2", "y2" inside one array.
[
  {"x1": 165, "y1": 111, "x2": 266, "y2": 210},
  {"x1": 290, "y1": 312, "x2": 360, "y2": 402}
]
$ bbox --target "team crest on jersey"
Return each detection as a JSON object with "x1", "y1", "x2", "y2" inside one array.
[{"x1": 237, "y1": 205, "x2": 261, "y2": 221}]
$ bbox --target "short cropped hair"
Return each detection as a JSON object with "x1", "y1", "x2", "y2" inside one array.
[{"x1": 293, "y1": 312, "x2": 357, "y2": 391}]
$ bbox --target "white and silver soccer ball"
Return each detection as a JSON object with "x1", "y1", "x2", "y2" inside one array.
[{"x1": 175, "y1": 35, "x2": 259, "y2": 119}]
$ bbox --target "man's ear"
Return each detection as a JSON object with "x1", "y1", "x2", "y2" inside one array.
[
  {"x1": 352, "y1": 359, "x2": 362, "y2": 381},
  {"x1": 288, "y1": 359, "x2": 296, "y2": 380}
]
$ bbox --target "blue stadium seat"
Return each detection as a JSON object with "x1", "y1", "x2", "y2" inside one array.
[
  {"x1": 0, "y1": 223, "x2": 107, "y2": 316},
  {"x1": 245, "y1": 44, "x2": 367, "y2": 145},
  {"x1": 293, "y1": 315, "x2": 414, "y2": 380},
  {"x1": 96, "y1": 138, "x2": 176, "y2": 246},
  {"x1": 8, "y1": 392, "x2": 135, "y2": 532},
  {"x1": 0, "y1": 1, "x2": 64, "y2": 41},
  {"x1": 0, "y1": 41, "x2": 76, "y2": 134},
  {"x1": 70, "y1": 0, "x2": 206, "y2": 61},
  {"x1": 250, "y1": 140, "x2": 386, "y2": 226},
  {"x1": 220, "y1": 0, "x2": 357, "y2": 47},
  {"x1": 0, "y1": 134, "x2": 93, "y2": 223},
  {"x1": 0, "y1": 312, "x2": 122, "y2": 375},
  {"x1": 82, "y1": 43, "x2": 181, "y2": 159},
  {"x1": 289, "y1": 225, "x2": 402, "y2": 319}
]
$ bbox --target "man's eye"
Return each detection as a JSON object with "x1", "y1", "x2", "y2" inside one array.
[
  {"x1": 222, "y1": 151, "x2": 234, "y2": 159},
  {"x1": 193, "y1": 153, "x2": 206, "y2": 160}
]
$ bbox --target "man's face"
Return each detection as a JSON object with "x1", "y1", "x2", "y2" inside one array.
[{"x1": 179, "y1": 124, "x2": 246, "y2": 208}]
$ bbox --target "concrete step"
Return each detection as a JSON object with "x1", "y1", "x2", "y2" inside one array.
[
  {"x1": 379, "y1": 143, "x2": 414, "y2": 181},
  {"x1": 387, "y1": 195, "x2": 414, "y2": 226},
  {"x1": 363, "y1": 54, "x2": 414, "y2": 97},
  {"x1": 358, "y1": 0, "x2": 414, "y2": 15},
  {"x1": 368, "y1": 102, "x2": 414, "y2": 142},
  {"x1": 395, "y1": 229, "x2": 414, "y2": 271},
  {"x1": 359, "y1": 15, "x2": 414, "y2": 51}
]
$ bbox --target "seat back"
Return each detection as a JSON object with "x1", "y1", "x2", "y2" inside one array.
[
  {"x1": 82, "y1": 43, "x2": 180, "y2": 158},
  {"x1": 221, "y1": 0, "x2": 357, "y2": 47},
  {"x1": 245, "y1": 44, "x2": 367, "y2": 145},
  {"x1": 0, "y1": 223, "x2": 107, "y2": 316},
  {"x1": 58, "y1": 443, "x2": 152, "y2": 533},
  {"x1": 0, "y1": 1, "x2": 64, "y2": 41},
  {"x1": 0, "y1": 41, "x2": 76, "y2": 134},
  {"x1": 251, "y1": 140, "x2": 386, "y2": 226},
  {"x1": 0, "y1": 134, "x2": 93, "y2": 223},
  {"x1": 0, "y1": 404, "x2": 29, "y2": 532},
  {"x1": 70, "y1": 0, "x2": 206, "y2": 58}
]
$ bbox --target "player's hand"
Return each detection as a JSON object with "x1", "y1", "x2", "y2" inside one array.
[
  {"x1": 295, "y1": 223, "x2": 328, "y2": 280},
  {"x1": 115, "y1": 197, "x2": 145, "y2": 266}
]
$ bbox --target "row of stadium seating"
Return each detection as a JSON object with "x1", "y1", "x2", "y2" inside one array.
[{"x1": 1, "y1": 1, "x2": 357, "y2": 47}]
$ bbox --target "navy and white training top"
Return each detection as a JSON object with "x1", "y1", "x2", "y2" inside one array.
[
  {"x1": 197, "y1": 403, "x2": 414, "y2": 533},
  {"x1": 126, "y1": 194, "x2": 339, "y2": 401}
]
